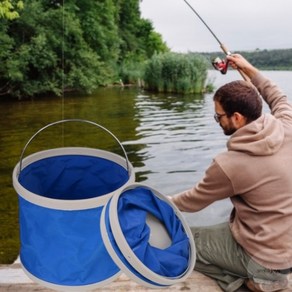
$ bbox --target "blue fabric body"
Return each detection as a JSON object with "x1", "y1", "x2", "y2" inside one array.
[
  {"x1": 18, "y1": 155, "x2": 129, "y2": 286},
  {"x1": 104, "y1": 187, "x2": 191, "y2": 283},
  {"x1": 118, "y1": 187, "x2": 190, "y2": 277},
  {"x1": 19, "y1": 197, "x2": 119, "y2": 285}
]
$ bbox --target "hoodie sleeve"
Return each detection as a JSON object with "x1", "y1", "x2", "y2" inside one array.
[
  {"x1": 252, "y1": 73, "x2": 292, "y2": 122},
  {"x1": 171, "y1": 160, "x2": 234, "y2": 212}
]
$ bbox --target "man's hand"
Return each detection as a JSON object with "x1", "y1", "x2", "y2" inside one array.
[{"x1": 227, "y1": 54, "x2": 259, "y2": 80}]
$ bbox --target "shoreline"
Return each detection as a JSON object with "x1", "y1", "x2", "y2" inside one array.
[{"x1": 0, "y1": 261, "x2": 223, "y2": 291}]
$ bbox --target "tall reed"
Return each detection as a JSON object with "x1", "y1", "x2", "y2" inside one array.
[{"x1": 143, "y1": 52, "x2": 209, "y2": 94}]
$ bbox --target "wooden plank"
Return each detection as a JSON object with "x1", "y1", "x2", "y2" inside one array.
[{"x1": 0, "y1": 263, "x2": 222, "y2": 291}]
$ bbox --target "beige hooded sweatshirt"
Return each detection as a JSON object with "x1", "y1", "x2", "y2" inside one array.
[{"x1": 172, "y1": 72, "x2": 292, "y2": 270}]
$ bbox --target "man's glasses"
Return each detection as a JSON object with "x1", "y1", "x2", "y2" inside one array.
[{"x1": 214, "y1": 112, "x2": 227, "y2": 123}]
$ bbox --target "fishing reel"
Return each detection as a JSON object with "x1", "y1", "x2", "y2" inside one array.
[{"x1": 212, "y1": 57, "x2": 229, "y2": 74}]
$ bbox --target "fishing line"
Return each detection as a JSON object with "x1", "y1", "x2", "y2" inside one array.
[
  {"x1": 182, "y1": 0, "x2": 249, "y2": 80},
  {"x1": 61, "y1": 0, "x2": 65, "y2": 145},
  {"x1": 61, "y1": 0, "x2": 65, "y2": 121}
]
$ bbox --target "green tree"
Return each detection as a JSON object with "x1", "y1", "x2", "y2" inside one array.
[
  {"x1": 73, "y1": 0, "x2": 121, "y2": 81},
  {"x1": 0, "y1": 0, "x2": 169, "y2": 98},
  {"x1": 115, "y1": 0, "x2": 168, "y2": 84},
  {"x1": 117, "y1": 0, "x2": 168, "y2": 62},
  {"x1": 0, "y1": 0, "x2": 23, "y2": 20},
  {"x1": 0, "y1": 1, "x2": 104, "y2": 98}
]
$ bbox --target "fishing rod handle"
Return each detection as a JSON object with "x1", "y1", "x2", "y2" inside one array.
[{"x1": 220, "y1": 43, "x2": 231, "y2": 55}]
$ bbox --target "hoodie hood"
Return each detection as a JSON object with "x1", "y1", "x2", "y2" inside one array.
[{"x1": 227, "y1": 114, "x2": 284, "y2": 156}]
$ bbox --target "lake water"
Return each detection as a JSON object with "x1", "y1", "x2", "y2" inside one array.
[{"x1": 1, "y1": 70, "x2": 292, "y2": 263}]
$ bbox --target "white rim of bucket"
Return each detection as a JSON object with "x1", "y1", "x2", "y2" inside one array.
[
  {"x1": 20, "y1": 260, "x2": 122, "y2": 291},
  {"x1": 101, "y1": 183, "x2": 196, "y2": 287},
  {"x1": 12, "y1": 147, "x2": 135, "y2": 210},
  {"x1": 100, "y1": 200, "x2": 164, "y2": 289},
  {"x1": 109, "y1": 184, "x2": 196, "y2": 285}
]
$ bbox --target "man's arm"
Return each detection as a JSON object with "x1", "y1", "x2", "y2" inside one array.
[
  {"x1": 227, "y1": 54, "x2": 292, "y2": 121},
  {"x1": 171, "y1": 159, "x2": 234, "y2": 212}
]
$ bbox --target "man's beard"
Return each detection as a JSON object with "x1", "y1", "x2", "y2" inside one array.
[{"x1": 221, "y1": 124, "x2": 237, "y2": 136}]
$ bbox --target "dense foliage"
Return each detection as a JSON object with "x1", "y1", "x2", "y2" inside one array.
[
  {"x1": 0, "y1": 0, "x2": 168, "y2": 99},
  {"x1": 144, "y1": 52, "x2": 209, "y2": 94},
  {"x1": 201, "y1": 49, "x2": 292, "y2": 71},
  {"x1": 1, "y1": 1, "x2": 291, "y2": 99},
  {"x1": 0, "y1": 0, "x2": 23, "y2": 19}
]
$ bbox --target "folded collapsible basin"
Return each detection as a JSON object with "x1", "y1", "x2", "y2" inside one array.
[
  {"x1": 100, "y1": 183, "x2": 196, "y2": 288},
  {"x1": 12, "y1": 120, "x2": 135, "y2": 291}
]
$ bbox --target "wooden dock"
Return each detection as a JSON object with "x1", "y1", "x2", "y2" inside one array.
[{"x1": 0, "y1": 262, "x2": 224, "y2": 291}]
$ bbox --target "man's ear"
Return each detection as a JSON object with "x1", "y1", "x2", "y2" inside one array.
[{"x1": 232, "y1": 112, "x2": 247, "y2": 128}]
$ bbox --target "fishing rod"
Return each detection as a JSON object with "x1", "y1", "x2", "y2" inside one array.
[{"x1": 182, "y1": 0, "x2": 249, "y2": 81}]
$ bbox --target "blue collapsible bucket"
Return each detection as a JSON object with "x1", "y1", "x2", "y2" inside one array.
[
  {"x1": 100, "y1": 183, "x2": 196, "y2": 288},
  {"x1": 12, "y1": 120, "x2": 135, "y2": 291}
]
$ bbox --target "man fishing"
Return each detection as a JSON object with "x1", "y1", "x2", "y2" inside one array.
[{"x1": 170, "y1": 54, "x2": 292, "y2": 292}]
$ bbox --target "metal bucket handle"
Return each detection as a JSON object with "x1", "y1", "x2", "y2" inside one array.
[{"x1": 18, "y1": 119, "x2": 131, "y2": 175}]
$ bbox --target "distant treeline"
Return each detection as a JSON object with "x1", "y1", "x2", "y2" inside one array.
[{"x1": 200, "y1": 49, "x2": 292, "y2": 71}]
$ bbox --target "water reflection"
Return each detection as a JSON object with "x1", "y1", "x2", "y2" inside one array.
[
  {"x1": 129, "y1": 91, "x2": 227, "y2": 189},
  {"x1": 126, "y1": 92, "x2": 210, "y2": 182},
  {"x1": 1, "y1": 70, "x2": 292, "y2": 262}
]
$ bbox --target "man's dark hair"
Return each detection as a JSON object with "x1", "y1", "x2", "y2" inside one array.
[{"x1": 213, "y1": 80, "x2": 262, "y2": 123}]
